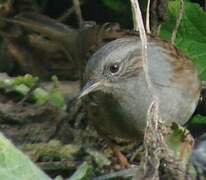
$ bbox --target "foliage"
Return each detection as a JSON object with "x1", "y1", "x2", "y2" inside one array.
[
  {"x1": 189, "y1": 114, "x2": 206, "y2": 125},
  {"x1": 0, "y1": 132, "x2": 50, "y2": 180},
  {"x1": 160, "y1": 1, "x2": 206, "y2": 80},
  {"x1": 165, "y1": 123, "x2": 193, "y2": 168},
  {"x1": 86, "y1": 149, "x2": 111, "y2": 168},
  {"x1": 0, "y1": 74, "x2": 66, "y2": 109},
  {"x1": 22, "y1": 140, "x2": 82, "y2": 162},
  {"x1": 187, "y1": 114, "x2": 206, "y2": 133},
  {"x1": 160, "y1": 0, "x2": 206, "y2": 127},
  {"x1": 69, "y1": 162, "x2": 93, "y2": 180}
]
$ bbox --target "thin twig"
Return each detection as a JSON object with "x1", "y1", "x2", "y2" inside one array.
[
  {"x1": 130, "y1": 1, "x2": 163, "y2": 179},
  {"x1": 130, "y1": 1, "x2": 193, "y2": 179},
  {"x1": 73, "y1": 0, "x2": 83, "y2": 27},
  {"x1": 130, "y1": 1, "x2": 138, "y2": 31},
  {"x1": 171, "y1": 0, "x2": 184, "y2": 45},
  {"x1": 57, "y1": 0, "x2": 86, "y2": 22},
  {"x1": 129, "y1": 0, "x2": 158, "y2": 104},
  {"x1": 146, "y1": 0, "x2": 151, "y2": 34},
  {"x1": 57, "y1": 7, "x2": 74, "y2": 22},
  {"x1": 130, "y1": 0, "x2": 149, "y2": 88},
  {"x1": 17, "y1": 80, "x2": 39, "y2": 105}
]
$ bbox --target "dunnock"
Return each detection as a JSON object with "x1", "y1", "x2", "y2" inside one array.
[{"x1": 80, "y1": 37, "x2": 200, "y2": 142}]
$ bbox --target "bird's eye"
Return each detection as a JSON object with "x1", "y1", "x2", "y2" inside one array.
[{"x1": 109, "y1": 63, "x2": 120, "y2": 74}]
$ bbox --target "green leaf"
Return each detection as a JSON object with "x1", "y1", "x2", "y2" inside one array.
[
  {"x1": 166, "y1": 123, "x2": 185, "y2": 153},
  {"x1": 0, "y1": 74, "x2": 65, "y2": 108},
  {"x1": 48, "y1": 89, "x2": 65, "y2": 108},
  {"x1": 14, "y1": 84, "x2": 30, "y2": 96},
  {"x1": 188, "y1": 114, "x2": 206, "y2": 126},
  {"x1": 33, "y1": 88, "x2": 49, "y2": 105},
  {"x1": 69, "y1": 162, "x2": 92, "y2": 180},
  {"x1": 160, "y1": 1, "x2": 206, "y2": 80},
  {"x1": 11, "y1": 74, "x2": 38, "y2": 87},
  {"x1": 86, "y1": 149, "x2": 111, "y2": 168},
  {"x1": 0, "y1": 132, "x2": 50, "y2": 180},
  {"x1": 1, "y1": 74, "x2": 38, "y2": 93},
  {"x1": 48, "y1": 76, "x2": 65, "y2": 109},
  {"x1": 165, "y1": 123, "x2": 193, "y2": 168}
]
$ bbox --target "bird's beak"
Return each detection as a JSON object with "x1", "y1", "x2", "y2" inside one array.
[{"x1": 79, "y1": 80, "x2": 104, "y2": 99}]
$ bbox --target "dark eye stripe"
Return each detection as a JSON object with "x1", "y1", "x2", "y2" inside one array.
[
  {"x1": 118, "y1": 50, "x2": 142, "y2": 79},
  {"x1": 103, "y1": 50, "x2": 142, "y2": 80},
  {"x1": 121, "y1": 60, "x2": 143, "y2": 79}
]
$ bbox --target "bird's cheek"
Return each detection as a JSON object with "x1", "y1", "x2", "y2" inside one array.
[{"x1": 101, "y1": 80, "x2": 115, "y2": 93}]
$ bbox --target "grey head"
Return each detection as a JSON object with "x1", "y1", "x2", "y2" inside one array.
[
  {"x1": 80, "y1": 37, "x2": 144, "y2": 98},
  {"x1": 80, "y1": 36, "x2": 180, "y2": 97},
  {"x1": 79, "y1": 37, "x2": 148, "y2": 139}
]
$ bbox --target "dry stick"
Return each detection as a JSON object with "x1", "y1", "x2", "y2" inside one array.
[
  {"x1": 130, "y1": 0, "x2": 159, "y2": 100},
  {"x1": 146, "y1": 0, "x2": 151, "y2": 34},
  {"x1": 130, "y1": 0, "x2": 138, "y2": 32},
  {"x1": 130, "y1": 1, "x2": 188, "y2": 179},
  {"x1": 171, "y1": 0, "x2": 184, "y2": 45},
  {"x1": 129, "y1": 0, "x2": 160, "y2": 133},
  {"x1": 130, "y1": 0, "x2": 163, "y2": 179},
  {"x1": 130, "y1": 0, "x2": 149, "y2": 88},
  {"x1": 57, "y1": 0, "x2": 86, "y2": 22},
  {"x1": 17, "y1": 80, "x2": 39, "y2": 105},
  {"x1": 73, "y1": 0, "x2": 84, "y2": 27},
  {"x1": 57, "y1": 7, "x2": 75, "y2": 22}
]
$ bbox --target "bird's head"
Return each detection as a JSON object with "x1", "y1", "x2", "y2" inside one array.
[{"x1": 79, "y1": 37, "x2": 143, "y2": 98}]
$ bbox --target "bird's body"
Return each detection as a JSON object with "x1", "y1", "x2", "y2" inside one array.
[{"x1": 81, "y1": 37, "x2": 200, "y2": 142}]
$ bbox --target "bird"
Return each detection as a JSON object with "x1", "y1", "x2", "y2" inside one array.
[{"x1": 79, "y1": 36, "x2": 200, "y2": 166}]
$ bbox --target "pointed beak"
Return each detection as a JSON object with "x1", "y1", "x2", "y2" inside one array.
[{"x1": 79, "y1": 80, "x2": 104, "y2": 99}]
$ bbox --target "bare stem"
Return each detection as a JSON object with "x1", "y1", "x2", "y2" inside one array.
[
  {"x1": 171, "y1": 0, "x2": 184, "y2": 45},
  {"x1": 130, "y1": 0, "x2": 150, "y2": 89},
  {"x1": 146, "y1": 0, "x2": 151, "y2": 34},
  {"x1": 73, "y1": 0, "x2": 84, "y2": 26},
  {"x1": 129, "y1": 0, "x2": 158, "y2": 105},
  {"x1": 58, "y1": 0, "x2": 86, "y2": 22},
  {"x1": 130, "y1": 1, "x2": 163, "y2": 179}
]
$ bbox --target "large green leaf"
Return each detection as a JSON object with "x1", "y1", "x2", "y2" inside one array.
[
  {"x1": 69, "y1": 162, "x2": 92, "y2": 180},
  {"x1": 0, "y1": 132, "x2": 50, "y2": 180},
  {"x1": 160, "y1": 1, "x2": 206, "y2": 80}
]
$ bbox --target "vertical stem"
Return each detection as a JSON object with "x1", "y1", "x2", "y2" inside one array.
[
  {"x1": 73, "y1": 0, "x2": 84, "y2": 26},
  {"x1": 146, "y1": 0, "x2": 151, "y2": 34},
  {"x1": 130, "y1": 1, "x2": 138, "y2": 31},
  {"x1": 130, "y1": 1, "x2": 162, "y2": 179},
  {"x1": 130, "y1": 0, "x2": 153, "y2": 97},
  {"x1": 171, "y1": 0, "x2": 184, "y2": 45}
]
